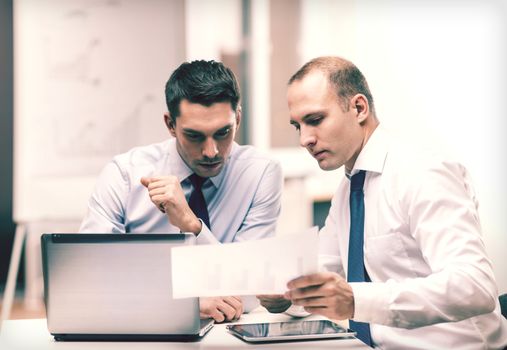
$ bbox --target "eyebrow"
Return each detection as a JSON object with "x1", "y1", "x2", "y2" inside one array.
[
  {"x1": 214, "y1": 124, "x2": 233, "y2": 134},
  {"x1": 290, "y1": 112, "x2": 325, "y2": 126},
  {"x1": 182, "y1": 123, "x2": 233, "y2": 136},
  {"x1": 301, "y1": 112, "x2": 325, "y2": 122},
  {"x1": 182, "y1": 129, "x2": 203, "y2": 136}
]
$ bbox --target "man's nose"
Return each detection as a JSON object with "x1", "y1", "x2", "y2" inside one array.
[
  {"x1": 299, "y1": 126, "x2": 316, "y2": 149},
  {"x1": 202, "y1": 138, "x2": 219, "y2": 159}
]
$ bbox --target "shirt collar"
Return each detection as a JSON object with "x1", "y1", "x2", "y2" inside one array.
[
  {"x1": 167, "y1": 138, "x2": 236, "y2": 189},
  {"x1": 349, "y1": 124, "x2": 389, "y2": 176}
]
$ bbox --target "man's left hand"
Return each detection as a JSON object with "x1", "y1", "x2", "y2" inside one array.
[
  {"x1": 200, "y1": 296, "x2": 243, "y2": 323},
  {"x1": 284, "y1": 271, "x2": 355, "y2": 320},
  {"x1": 257, "y1": 294, "x2": 292, "y2": 313}
]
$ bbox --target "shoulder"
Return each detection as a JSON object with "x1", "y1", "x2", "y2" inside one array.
[
  {"x1": 221, "y1": 144, "x2": 283, "y2": 188},
  {"x1": 112, "y1": 139, "x2": 172, "y2": 169},
  {"x1": 382, "y1": 132, "x2": 473, "y2": 200},
  {"x1": 388, "y1": 133, "x2": 462, "y2": 176},
  {"x1": 229, "y1": 143, "x2": 282, "y2": 170},
  {"x1": 103, "y1": 139, "x2": 175, "y2": 183}
]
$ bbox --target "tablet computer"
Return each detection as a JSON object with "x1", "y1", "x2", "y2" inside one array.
[{"x1": 226, "y1": 319, "x2": 356, "y2": 343}]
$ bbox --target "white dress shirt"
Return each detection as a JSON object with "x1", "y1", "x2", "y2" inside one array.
[{"x1": 319, "y1": 126, "x2": 507, "y2": 349}]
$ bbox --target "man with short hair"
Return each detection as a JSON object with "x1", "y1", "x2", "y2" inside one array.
[
  {"x1": 80, "y1": 60, "x2": 283, "y2": 323},
  {"x1": 259, "y1": 56, "x2": 507, "y2": 349}
]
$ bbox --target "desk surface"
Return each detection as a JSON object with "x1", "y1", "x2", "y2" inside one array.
[{"x1": 0, "y1": 309, "x2": 369, "y2": 350}]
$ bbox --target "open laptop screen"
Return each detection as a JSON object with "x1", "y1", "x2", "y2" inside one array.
[{"x1": 41, "y1": 233, "x2": 213, "y2": 341}]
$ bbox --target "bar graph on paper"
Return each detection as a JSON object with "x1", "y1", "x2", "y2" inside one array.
[{"x1": 171, "y1": 228, "x2": 319, "y2": 298}]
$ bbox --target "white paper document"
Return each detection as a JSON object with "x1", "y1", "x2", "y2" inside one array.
[{"x1": 171, "y1": 228, "x2": 319, "y2": 298}]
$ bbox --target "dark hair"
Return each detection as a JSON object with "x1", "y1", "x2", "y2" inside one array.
[
  {"x1": 288, "y1": 56, "x2": 375, "y2": 113},
  {"x1": 165, "y1": 60, "x2": 241, "y2": 122}
]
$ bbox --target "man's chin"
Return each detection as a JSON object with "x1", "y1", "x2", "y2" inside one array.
[{"x1": 317, "y1": 159, "x2": 340, "y2": 171}]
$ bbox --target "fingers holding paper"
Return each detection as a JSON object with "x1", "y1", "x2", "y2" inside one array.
[
  {"x1": 284, "y1": 272, "x2": 355, "y2": 320},
  {"x1": 257, "y1": 294, "x2": 292, "y2": 313},
  {"x1": 200, "y1": 296, "x2": 243, "y2": 323}
]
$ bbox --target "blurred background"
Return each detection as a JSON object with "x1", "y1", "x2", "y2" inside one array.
[{"x1": 1, "y1": 0, "x2": 506, "y2": 319}]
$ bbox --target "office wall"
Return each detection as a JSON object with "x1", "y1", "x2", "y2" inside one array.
[
  {"x1": 13, "y1": 0, "x2": 186, "y2": 223},
  {"x1": 268, "y1": 0, "x2": 507, "y2": 293}
]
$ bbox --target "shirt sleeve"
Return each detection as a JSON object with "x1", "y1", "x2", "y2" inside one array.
[
  {"x1": 285, "y1": 304, "x2": 311, "y2": 317},
  {"x1": 351, "y1": 161, "x2": 498, "y2": 329},
  {"x1": 193, "y1": 219, "x2": 218, "y2": 244},
  {"x1": 317, "y1": 191, "x2": 346, "y2": 278},
  {"x1": 79, "y1": 160, "x2": 129, "y2": 233},
  {"x1": 234, "y1": 160, "x2": 283, "y2": 242},
  {"x1": 241, "y1": 295, "x2": 261, "y2": 313}
]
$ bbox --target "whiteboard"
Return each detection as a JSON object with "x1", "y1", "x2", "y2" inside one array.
[{"x1": 13, "y1": 0, "x2": 185, "y2": 222}]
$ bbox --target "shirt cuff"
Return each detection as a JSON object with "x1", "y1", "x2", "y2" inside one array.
[
  {"x1": 285, "y1": 304, "x2": 311, "y2": 318},
  {"x1": 350, "y1": 282, "x2": 390, "y2": 324},
  {"x1": 194, "y1": 219, "x2": 220, "y2": 245},
  {"x1": 241, "y1": 295, "x2": 260, "y2": 313}
]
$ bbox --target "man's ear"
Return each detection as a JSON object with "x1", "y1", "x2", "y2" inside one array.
[
  {"x1": 164, "y1": 113, "x2": 176, "y2": 137},
  {"x1": 351, "y1": 94, "x2": 369, "y2": 124},
  {"x1": 235, "y1": 106, "x2": 242, "y2": 130}
]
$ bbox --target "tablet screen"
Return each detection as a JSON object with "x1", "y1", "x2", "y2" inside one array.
[{"x1": 226, "y1": 319, "x2": 356, "y2": 342}]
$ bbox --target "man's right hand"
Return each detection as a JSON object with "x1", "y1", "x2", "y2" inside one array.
[
  {"x1": 199, "y1": 296, "x2": 243, "y2": 323},
  {"x1": 257, "y1": 294, "x2": 292, "y2": 313},
  {"x1": 140, "y1": 176, "x2": 202, "y2": 234}
]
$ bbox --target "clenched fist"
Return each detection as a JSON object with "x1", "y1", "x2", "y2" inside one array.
[{"x1": 141, "y1": 176, "x2": 201, "y2": 234}]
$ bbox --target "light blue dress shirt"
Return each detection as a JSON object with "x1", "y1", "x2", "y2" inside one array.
[{"x1": 79, "y1": 138, "x2": 283, "y2": 246}]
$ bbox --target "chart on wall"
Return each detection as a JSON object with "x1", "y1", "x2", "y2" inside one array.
[{"x1": 14, "y1": 0, "x2": 185, "y2": 222}]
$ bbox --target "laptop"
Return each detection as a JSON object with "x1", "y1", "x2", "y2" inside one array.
[{"x1": 40, "y1": 233, "x2": 214, "y2": 341}]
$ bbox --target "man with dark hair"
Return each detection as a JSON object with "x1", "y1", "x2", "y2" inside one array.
[
  {"x1": 80, "y1": 60, "x2": 283, "y2": 323},
  {"x1": 258, "y1": 56, "x2": 507, "y2": 349}
]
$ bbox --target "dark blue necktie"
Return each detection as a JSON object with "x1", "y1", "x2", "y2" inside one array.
[
  {"x1": 347, "y1": 170, "x2": 372, "y2": 347},
  {"x1": 188, "y1": 174, "x2": 210, "y2": 229}
]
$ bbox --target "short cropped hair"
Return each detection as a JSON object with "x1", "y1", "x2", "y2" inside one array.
[
  {"x1": 165, "y1": 60, "x2": 241, "y2": 122},
  {"x1": 289, "y1": 56, "x2": 375, "y2": 113}
]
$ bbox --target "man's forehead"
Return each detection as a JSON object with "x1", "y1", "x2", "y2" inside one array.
[
  {"x1": 177, "y1": 109, "x2": 236, "y2": 136},
  {"x1": 288, "y1": 74, "x2": 331, "y2": 116},
  {"x1": 289, "y1": 70, "x2": 329, "y2": 95}
]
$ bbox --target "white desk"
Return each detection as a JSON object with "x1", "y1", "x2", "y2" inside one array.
[{"x1": 0, "y1": 310, "x2": 370, "y2": 350}]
